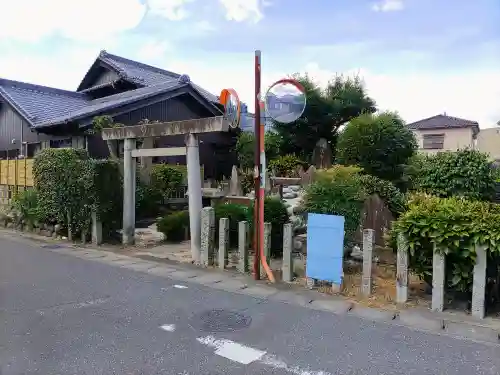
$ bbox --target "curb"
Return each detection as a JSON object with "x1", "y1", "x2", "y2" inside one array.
[{"x1": 2, "y1": 229, "x2": 500, "y2": 346}]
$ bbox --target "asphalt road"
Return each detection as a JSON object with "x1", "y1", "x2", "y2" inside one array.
[{"x1": 2, "y1": 237, "x2": 500, "y2": 375}]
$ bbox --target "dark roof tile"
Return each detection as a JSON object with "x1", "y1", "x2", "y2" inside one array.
[{"x1": 407, "y1": 114, "x2": 479, "y2": 133}]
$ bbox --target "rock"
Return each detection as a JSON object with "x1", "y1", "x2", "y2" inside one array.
[
  {"x1": 283, "y1": 192, "x2": 298, "y2": 199},
  {"x1": 52, "y1": 231, "x2": 58, "y2": 238},
  {"x1": 282, "y1": 187, "x2": 292, "y2": 194},
  {"x1": 289, "y1": 185, "x2": 301, "y2": 192},
  {"x1": 61, "y1": 236, "x2": 67, "y2": 240},
  {"x1": 54, "y1": 224, "x2": 61, "y2": 233}
]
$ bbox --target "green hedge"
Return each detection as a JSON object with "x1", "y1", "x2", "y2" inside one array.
[
  {"x1": 157, "y1": 211, "x2": 190, "y2": 242},
  {"x1": 392, "y1": 193, "x2": 500, "y2": 292}
]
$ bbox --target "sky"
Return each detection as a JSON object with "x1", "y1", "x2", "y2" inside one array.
[{"x1": 0, "y1": 0, "x2": 499, "y2": 127}]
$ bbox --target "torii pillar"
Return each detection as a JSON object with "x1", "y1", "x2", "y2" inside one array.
[{"x1": 101, "y1": 116, "x2": 231, "y2": 263}]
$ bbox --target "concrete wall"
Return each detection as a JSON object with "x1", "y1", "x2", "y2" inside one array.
[{"x1": 412, "y1": 127, "x2": 474, "y2": 154}]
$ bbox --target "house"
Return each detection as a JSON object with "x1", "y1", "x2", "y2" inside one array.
[
  {"x1": 0, "y1": 50, "x2": 239, "y2": 179},
  {"x1": 407, "y1": 114, "x2": 480, "y2": 153},
  {"x1": 476, "y1": 128, "x2": 500, "y2": 162}
]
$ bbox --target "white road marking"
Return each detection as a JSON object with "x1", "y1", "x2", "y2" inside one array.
[
  {"x1": 173, "y1": 284, "x2": 188, "y2": 289},
  {"x1": 160, "y1": 324, "x2": 176, "y2": 332},
  {"x1": 196, "y1": 335, "x2": 332, "y2": 374}
]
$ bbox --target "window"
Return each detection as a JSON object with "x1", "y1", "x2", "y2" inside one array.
[
  {"x1": 50, "y1": 138, "x2": 72, "y2": 148},
  {"x1": 422, "y1": 134, "x2": 445, "y2": 150}
]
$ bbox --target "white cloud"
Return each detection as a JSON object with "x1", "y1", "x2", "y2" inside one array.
[
  {"x1": 302, "y1": 62, "x2": 500, "y2": 128},
  {"x1": 137, "y1": 41, "x2": 173, "y2": 60},
  {"x1": 371, "y1": 0, "x2": 404, "y2": 12},
  {"x1": 0, "y1": 0, "x2": 146, "y2": 42},
  {"x1": 147, "y1": 0, "x2": 194, "y2": 21},
  {"x1": 218, "y1": 0, "x2": 264, "y2": 22}
]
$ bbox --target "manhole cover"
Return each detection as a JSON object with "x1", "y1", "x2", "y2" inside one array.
[
  {"x1": 41, "y1": 245, "x2": 63, "y2": 249},
  {"x1": 190, "y1": 309, "x2": 252, "y2": 332}
]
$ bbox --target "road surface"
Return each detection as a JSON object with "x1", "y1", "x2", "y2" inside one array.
[{"x1": 1, "y1": 236, "x2": 500, "y2": 375}]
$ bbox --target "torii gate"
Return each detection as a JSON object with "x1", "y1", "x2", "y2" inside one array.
[{"x1": 101, "y1": 116, "x2": 231, "y2": 263}]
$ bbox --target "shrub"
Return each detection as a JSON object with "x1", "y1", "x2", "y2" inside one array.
[
  {"x1": 240, "y1": 171, "x2": 254, "y2": 195},
  {"x1": 33, "y1": 148, "x2": 92, "y2": 233},
  {"x1": 90, "y1": 160, "x2": 122, "y2": 238},
  {"x1": 136, "y1": 180, "x2": 163, "y2": 219},
  {"x1": 336, "y1": 112, "x2": 417, "y2": 186},
  {"x1": 268, "y1": 154, "x2": 306, "y2": 177},
  {"x1": 151, "y1": 164, "x2": 184, "y2": 198},
  {"x1": 358, "y1": 174, "x2": 406, "y2": 217},
  {"x1": 235, "y1": 131, "x2": 283, "y2": 170},
  {"x1": 302, "y1": 166, "x2": 366, "y2": 244},
  {"x1": 11, "y1": 189, "x2": 40, "y2": 228},
  {"x1": 413, "y1": 149, "x2": 495, "y2": 201},
  {"x1": 214, "y1": 203, "x2": 249, "y2": 247},
  {"x1": 392, "y1": 193, "x2": 500, "y2": 293},
  {"x1": 246, "y1": 197, "x2": 290, "y2": 257},
  {"x1": 157, "y1": 210, "x2": 190, "y2": 242}
]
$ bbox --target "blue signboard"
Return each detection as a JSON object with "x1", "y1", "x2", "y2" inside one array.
[{"x1": 306, "y1": 213, "x2": 345, "y2": 285}]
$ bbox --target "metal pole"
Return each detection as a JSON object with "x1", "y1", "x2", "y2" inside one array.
[{"x1": 253, "y1": 50, "x2": 261, "y2": 279}]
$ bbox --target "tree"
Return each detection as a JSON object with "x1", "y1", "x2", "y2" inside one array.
[
  {"x1": 336, "y1": 112, "x2": 417, "y2": 186},
  {"x1": 272, "y1": 74, "x2": 376, "y2": 161},
  {"x1": 235, "y1": 131, "x2": 283, "y2": 170}
]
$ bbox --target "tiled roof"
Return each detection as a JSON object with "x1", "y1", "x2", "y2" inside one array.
[
  {"x1": 0, "y1": 79, "x2": 90, "y2": 126},
  {"x1": 82, "y1": 50, "x2": 219, "y2": 103},
  {"x1": 44, "y1": 80, "x2": 190, "y2": 127},
  {"x1": 0, "y1": 51, "x2": 222, "y2": 129},
  {"x1": 408, "y1": 114, "x2": 479, "y2": 133}
]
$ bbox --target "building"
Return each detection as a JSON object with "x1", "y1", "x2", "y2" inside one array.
[
  {"x1": 407, "y1": 114, "x2": 479, "y2": 154},
  {"x1": 0, "y1": 50, "x2": 238, "y2": 179},
  {"x1": 476, "y1": 128, "x2": 500, "y2": 162}
]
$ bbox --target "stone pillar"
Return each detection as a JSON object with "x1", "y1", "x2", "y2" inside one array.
[
  {"x1": 186, "y1": 133, "x2": 203, "y2": 263},
  {"x1": 200, "y1": 207, "x2": 215, "y2": 266},
  {"x1": 472, "y1": 245, "x2": 487, "y2": 319},
  {"x1": 218, "y1": 218, "x2": 229, "y2": 270},
  {"x1": 396, "y1": 233, "x2": 409, "y2": 304},
  {"x1": 139, "y1": 137, "x2": 154, "y2": 184},
  {"x1": 238, "y1": 221, "x2": 249, "y2": 273},
  {"x1": 282, "y1": 223, "x2": 294, "y2": 282},
  {"x1": 261, "y1": 222, "x2": 272, "y2": 278},
  {"x1": 122, "y1": 138, "x2": 136, "y2": 245},
  {"x1": 91, "y1": 212, "x2": 102, "y2": 245},
  {"x1": 361, "y1": 229, "x2": 374, "y2": 297},
  {"x1": 431, "y1": 246, "x2": 446, "y2": 312}
]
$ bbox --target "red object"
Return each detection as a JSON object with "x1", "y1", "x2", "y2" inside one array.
[{"x1": 253, "y1": 51, "x2": 261, "y2": 280}]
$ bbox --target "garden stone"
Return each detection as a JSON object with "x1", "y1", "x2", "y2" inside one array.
[
  {"x1": 289, "y1": 185, "x2": 301, "y2": 192},
  {"x1": 283, "y1": 192, "x2": 298, "y2": 199}
]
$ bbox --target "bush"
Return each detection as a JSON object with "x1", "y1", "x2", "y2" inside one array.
[
  {"x1": 246, "y1": 197, "x2": 290, "y2": 257},
  {"x1": 235, "y1": 131, "x2": 283, "y2": 170},
  {"x1": 302, "y1": 165, "x2": 366, "y2": 244},
  {"x1": 157, "y1": 210, "x2": 190, "y2": 242},
  {"x1": 413, "y1": 149, "x2": 495, "y2": 201},
  {"x1": 90, "y1": 160, "x2": 122, "y2": 238},
  {"x1": 358, "y1": 174, "x2": 406, "y2": 217},
  {"x1": 136, "y1": 180, "x2": 163, "y2": 219},
  {"x1": 214, "y1": 203, "x2": 249, "y2": 248},
  {"x1": 151, "y1": 164, "x2": 184, "y2": 198},
  {"x1": 392, "y1": 193, "x2": 500, "y2": 293},
  {"x1": 33, "y1": 148, "x2": 92, "y2": 233},
  {"x1": 268, "y1": 154, "x2": 306, "y2": 177},
  {"x1": 11, "y1": 189, "x2": 40, "y2": 227},
  {"x1": 336, "y1": 112, "x2": 417, "y2": 187}
]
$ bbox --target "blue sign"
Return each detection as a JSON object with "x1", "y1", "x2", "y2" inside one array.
[{"x1": 306, "y1": 213, "x2": 345, "y2": 285}]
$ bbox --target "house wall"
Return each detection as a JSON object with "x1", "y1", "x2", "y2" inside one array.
[
  {"x1": 412, "y1": 127, "x2": 474, "y2": 154},
  {"x1": 476, "y1": 128, "x2": 500, "y2": 161}
]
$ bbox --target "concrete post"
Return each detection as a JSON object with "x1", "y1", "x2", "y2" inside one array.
[
  {"x1": 282, "y1": 223, "x2": 294, "y2": 282},
  {"x1": 186, "y1": 133, "x2": 203, "y2": 263},
  {"x1": 361, "y1": 229, "x2": 374, "y2": 296},
  {"x1": 122, "y1": 138, "x2": 136, "y2": 245},
  {"x1": 139, "y1": 137, "x2": 154, "y2": 184},
  {"x1": 396, "y1": 233, "x2": 409, "y2": 304},
  {"x1": 91, "y1": 212, "x2": 102, "y2": 245},
  {"x1": 472, "y1": 245, "x2": 487, "y2": 319},
  {"x1": 200, "y1": 207, "x2": 215, "y2": 266},
  {"x1": 431, "y1": 246, "x2": 446, "y2": 312},
  {"x1": 261, "y1": 222, "x2": 272, "y2": 278},
  {"x1": 238, "y1": 221, "x2": 249, "y2": 273},
  {"x1": 218, "y1": 218, "x2": 229, "y2": 270}
]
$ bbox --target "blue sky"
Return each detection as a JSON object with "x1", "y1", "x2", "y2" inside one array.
[{"x1": 0, "y1": 0, "x2": 499, "y2": 126}]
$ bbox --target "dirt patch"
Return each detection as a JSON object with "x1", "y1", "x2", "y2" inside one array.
[{"x1": 296, "y1": 260, "x2": 431, "y2": 311}]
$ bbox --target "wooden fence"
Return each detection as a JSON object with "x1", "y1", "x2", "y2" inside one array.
[{"x1": 0, "y1": 159, "x2": 34, "y2": 204}]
